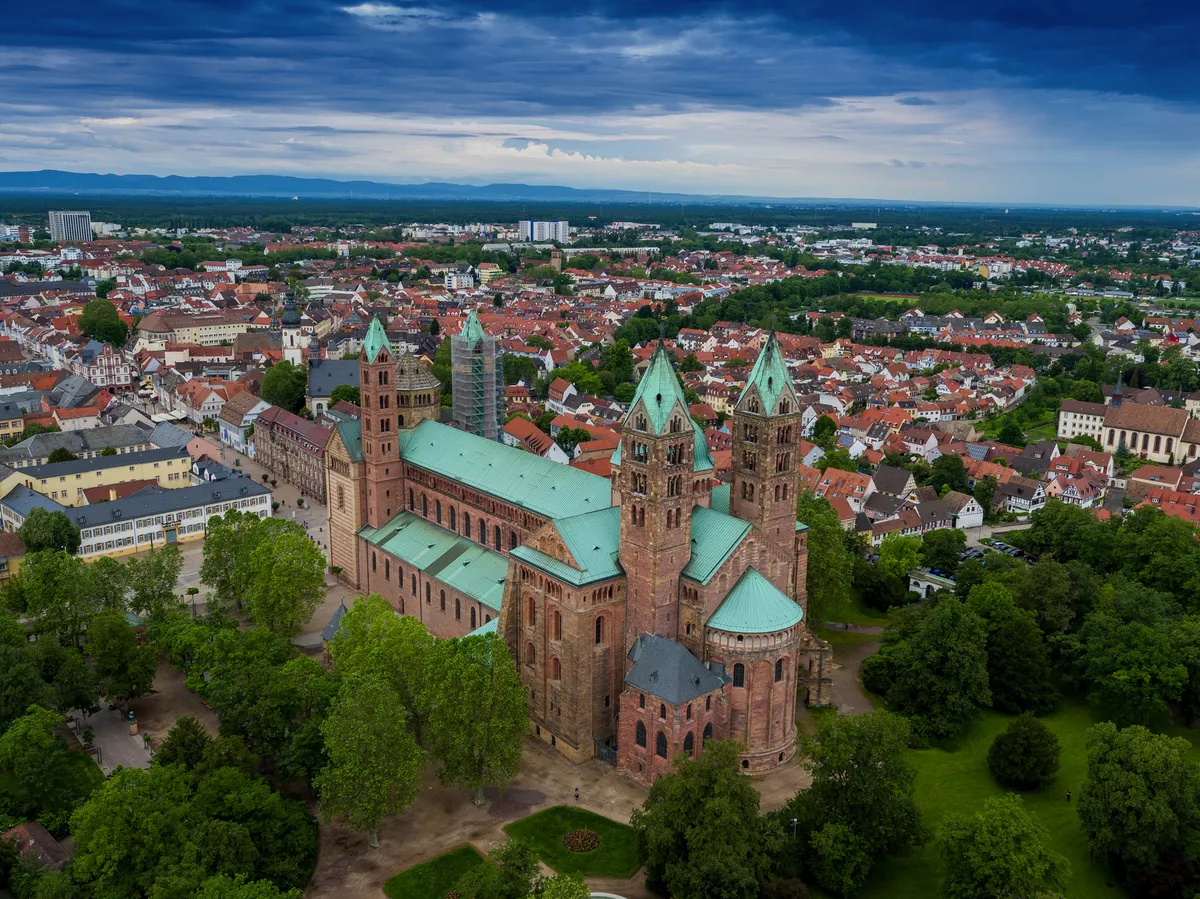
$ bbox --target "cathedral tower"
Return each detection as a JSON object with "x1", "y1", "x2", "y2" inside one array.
[
  {"x1": 614, "y1": 343, "x2": 707, "y2": 647},
  {"x1": 731, "y1": 332, "x2": 803, "y2": 543},
  {"x1": 360, "y1": 316, "x2": 404, "y2": 527},
  {"x1": 451, "y1": 309, "x2": 504, "y2": 441}
]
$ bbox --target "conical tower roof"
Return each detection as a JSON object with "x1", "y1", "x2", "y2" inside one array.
[
  {"x1": 363, "y1": 316, "x2": 390, "y2": 363},
  {"x1": 737, "y1": 331, "x2": 794, "y2": 414},
  {"x1": 395, "y1": 351, "x2": 441, "y2": 391},
  {"x1": 458, "y1": 308, "x2": 486, "y2": 344},
  {"x1": 626, "y1": 341, "x2": 690, "y2": 436}
]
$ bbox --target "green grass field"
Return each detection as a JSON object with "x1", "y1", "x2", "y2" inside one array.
[
  {"x1": 502, "y1": 806, "x2": 640, "y2": 878},
  {"x1": 382, "y1": 845, "x2": 488, "y2": 899},
  {"x1": 857, "y1": 698, "x2": 1200, "y2": 899},
  {"x1": 816, "y1": 587, "x2": 892, "y2": 629},
  {"x1": 982, "y1": 407, "x2": 1059, "y2": 443}
]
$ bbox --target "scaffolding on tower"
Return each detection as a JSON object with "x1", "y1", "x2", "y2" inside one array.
[{"x1": 450, "y1": 309, "x2": 504, "y2": 441}]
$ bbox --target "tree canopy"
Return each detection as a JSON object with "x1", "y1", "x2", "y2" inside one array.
[{"x1": 260, "y1": 361, "x2": 308, "y2": 413}]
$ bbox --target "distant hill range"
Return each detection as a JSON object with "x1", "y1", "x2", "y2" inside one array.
[{"x1": 0, "y1": 169, "x2": 804, "y2": 205}]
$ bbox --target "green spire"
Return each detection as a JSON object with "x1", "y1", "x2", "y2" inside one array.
[
  {"x1": 363, "y1": 316, "x2": 390, "y2": 364},
  {"x1": 738, "y1": 331, "x2": 793, "y2": 415},
  {"x1": 457, "y1": 308, "x2": 486, "y2": 346},
  {"x1": 626, "y1": 341, "x2": 690, "y2": 436}
]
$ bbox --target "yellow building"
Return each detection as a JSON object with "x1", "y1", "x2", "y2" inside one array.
[
  {"x1": 0, "y1": 401, "x2": 23, "y2": 441},
  {"x1": 0, "y1": 532, "x2": 24, "y2": 584},
  {"x1": 0, "y1": 446, "x2": 193, "y2": 507}
]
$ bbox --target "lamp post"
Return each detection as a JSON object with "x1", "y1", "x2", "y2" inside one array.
[{"x1": 791, "y1": 818, "x2": 798, "y2": 839}]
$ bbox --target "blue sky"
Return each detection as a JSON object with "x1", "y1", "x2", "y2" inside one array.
[{"x1": 4, "y1": 1, "x2": 1200, "y2": 204}]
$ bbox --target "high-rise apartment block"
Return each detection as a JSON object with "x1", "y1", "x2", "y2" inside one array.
[
  {"x1": 48, "y1": 210, "x2": 93, "y2": 243},
  {"x1": 517, "y1": 220, "x2": 569, "y2": 242}
]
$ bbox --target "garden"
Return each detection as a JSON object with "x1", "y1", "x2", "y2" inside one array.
[{"x1": 383, "y1": 806, "x2": 639, "y2": 899}]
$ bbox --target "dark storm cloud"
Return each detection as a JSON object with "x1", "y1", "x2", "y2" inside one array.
[{"x1": 8, "y1": 0, "x2": 1196, "y2": 120}]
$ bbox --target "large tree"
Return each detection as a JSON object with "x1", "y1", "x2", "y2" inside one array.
[
  {"x1": 85, "y1": 611, "x2": 157, "y2": 704},
  {"x1": 877, "y1": 534, "x2": 923, "y2": 581},
  {"x1": 243, "y1": 528, "x2": 325, "y2": 637},
  {"x1": 987, "y1": 714, "x2": 1061, "y2": 790},
  {"x1": 794, "y1": 493, "x2": 855, "y2": 623},
  {"x1": 156, "y1": 715, "x2": 214, "y2": 771},
  {"x1": 260, "y1": 361, "x2": 308, "y2": 414},
  {"x1": 15, "y1": 550, "x2": 109, "y2": 646},
  {"x1": 77, "y1": 298, "x2": 128, "y2": 346},
  {"x1": 966, "y1": 583, "x2": 1056, "y2": 714},
  {"x1": 631, "y1": 740, "x2": 772, "y2": 899},
  {"x1": 1077, "y1": 722, "x2": 1200, "y2": 874},
  {"x1": 328, "y1": 595, "x2": 437, "y2": 745},
  {"x1": 939, "y1": 794, "x2": 1069, "y2": 899},
  {"x1": 17, "y1": 508, "x2": 80, "y2": 555},
  {"x1": 785, "y1": 710, "x2": 926, "y2": 894},
  {"x1": 927, "y1": 453, "x2": 968, "y2": 495},
  {"x1": 426, "y1": 633, "x2": 527, "y2": 804},
  {"x1": 126, "y1": 547, "x2": 184, "y2": 620},
  {"x1": 316, "y1": 675, "x2": 425, "y2": 848},
  {"x1": 0, "y1": 704, "x2": 83, "y2": 828},
  {"x1": 328, "y1": 384, "x2": 360, "y2": 406},
  {"x1": 862, "y1": 597, "x2": 991, "y2": 742}
]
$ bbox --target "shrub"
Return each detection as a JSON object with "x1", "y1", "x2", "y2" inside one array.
[{"x1": 987, "y1": 714, "x2": 1061, "y2": 789}]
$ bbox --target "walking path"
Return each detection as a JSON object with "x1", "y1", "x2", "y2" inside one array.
[{"x1": 68, "y1": 706, "x2": 153, "y2": 775}]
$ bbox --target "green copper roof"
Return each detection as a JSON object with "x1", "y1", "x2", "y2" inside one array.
[
  {"x1": 682, "y1": 505, "x2": 751, "y2": 585},
  {"x1": 360, "y1": 511, "x2": 508, "y2": 610},
  {"x1": 468, "y1": 617, "x2": 498, "y2": 637},
  {"x1": 456, "y1": 309, "x2": 486, "y2": 347},
  {"x1": 737, "y1": 331, "x2": 794, "y2": 415},
  {"x1": 707, "y1": 567, "x2": 803, "y2": 634},
  {"x1": 335, "y1": 420, "x2": 363, "y2": 463},
  {"x1": 363, "y1": 316, "x2": 391, "y2": 364},
  {"x1": 404, "y1": 420, "x2": 610, "y2": 521},
  {"x1": 628, "y1": 341, "x2": 690, "y2": 436},
  {"x1": 510, "y1": 506, "x2": 622, "y2": 587}
]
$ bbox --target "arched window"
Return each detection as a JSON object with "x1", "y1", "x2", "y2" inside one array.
[
  {"x1": 440, "y1": 589, "x2": 446, "y2": 611},
  {"x1": 733, "y1": 663, "x2": 745, "y2": 687},
  {"x1": 775, "y1": 659, "x2": 784, "y2": 682},
  {"x1": 425, "y1": 583, "x2": 430, "y2": 604},
  {"x1": 595, "y1": 617, "x2": 605, "y2": 645},
  {"x1": 412, "y1": 574, "x2": 417, "y2": 594},
  {"x1": 655, "y1": 732, "x2": 668, "y2": 758},
  {"x1": 703, "y1": 722, "x2": 713, "y2": 743},
  {"x1": 470, "y1": 607, "x2": 476, "y2": 629},
  {"x1": 371, "y1": 552, "x2": 376, "y2": 572},
  {"x1": 464, "y1": 513, "x2": 471, "y2": 538},
  {"x1": 552, "y1": 610, "x2": 562, "y2": 640},
  {"x1": 493, "y1": 525, "x2": 501, "y2": 549},
  {"x1": 636, "y1": 721, "x2": 647, "y2": 747},
  {"x1": 705, "y1": 695, "x2": 711, "y2": 711},
  {"x1": 683, "y1": 732, "x2": 694, "y2": 756},
  {"x1": 337, "y1": 485, "x2": 345, "y2": 510},
  {"x1": 550, "y1": 657, "x2": 561, "y2": 680},
  {"x1": 436, "y1": 499, "x2": 442, "y2": 523},
  {"x1": 384, "y1": 558, "x2": 390, "y2": 580},
  {"x1": 510, "y1": 531, "x2": 517, "y2": 549},
  {"x1": 525, "y1": 642, "x2": 535, "y2": 665},
  {"x1": 450, "y1": 506, "x2": 456, "y2": 530},
  {"x1": 422, "y1": 495, "x2": 428, "y2": 517},
  {"x1": 527, "y1": 596, "x2": 537, "y2": 625},
  {"x1": 659, "y1": 703, "x2": 666, "y2": 720},
  {"x1": 686, "y1": 704, "x2": 692, "y2": 721}
]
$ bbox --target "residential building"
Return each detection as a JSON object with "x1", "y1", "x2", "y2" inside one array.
[
  {"x1": 254, "y1": 406, "x2": 332, "y2": 502},
  {"x1": 48, "y1": 210, "x2": 92, "y2": 243},
  {"x1": 0, "y1": 478, "x2": 271, "y2": 558},
  {"x1": 517, "y1": 220, "x2": 569, "y2": 242},
  {"x1": 217, "y1": 391, "x2": 272, "y2": 456},
  {"x1": 0, "y1": 446, "x2": 193, "y2": 506}
]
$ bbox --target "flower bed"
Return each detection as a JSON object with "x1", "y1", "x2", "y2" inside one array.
[{"x1": 562, "y1": 829, "x2": 600, "y2": 853}]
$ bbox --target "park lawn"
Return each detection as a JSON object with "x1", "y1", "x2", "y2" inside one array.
[
  {"x1": 382, "y1": 845, "x2": 488, "y2": 899},
  {"x1": 858, "y1": 698, "x2": 1142, "y2": 899},
  {"x1": 816, "y1": 586, "x2": 892, "y2": 629},
  {"x1": 502, "y1": 806, "x2": 640, "y2": 878},
  {"x1": 811, "y1": 627, "x2": 880, "y2": 651}
]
